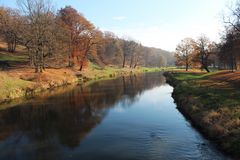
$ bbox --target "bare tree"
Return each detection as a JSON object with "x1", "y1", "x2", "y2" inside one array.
[
  {"x1": 133, "y1": 44, "x2": 143, "y2": 68},
  {"x1": 222, "y1": 1, "x2": 240, "y2": 71},
  {"x1": 121, "y1": 38, "x2": 137, "y2": 68},
  {"x1": 17, "y1": 0, "x2": 56, "y2": 72},
  {"x1": 195, "y1": 35, "x2": 212, "y2": 72}
]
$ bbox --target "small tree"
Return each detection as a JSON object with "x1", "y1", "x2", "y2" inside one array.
[{"x1": 175, "y1": 38, "x2": 195, "y2": 71}]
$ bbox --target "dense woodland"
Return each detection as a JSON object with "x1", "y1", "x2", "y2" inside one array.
[
  {"x1": 0, "y1": 0, "x2": 174, "y2": 73},
  {"x1": 175, "y1": 1, "x2": 240, "y2": 72}
]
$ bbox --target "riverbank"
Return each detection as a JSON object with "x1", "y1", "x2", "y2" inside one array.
[
  {"x1": 0, "y1": 63, "x2": 166, "y2": 105},
  {"x1": 164, "y1": 71, "x2": 240, "y2": 158}
]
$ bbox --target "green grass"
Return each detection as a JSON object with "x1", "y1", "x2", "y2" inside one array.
[
  {"x1": 0, "y1": 54, "x2": 28, "y2": 62},
  {"x1": 173, "y1": 71, "x2": 240, "y2": 107},
  {"x1": 88, "y1": 62, "x2": 104, "y2": 70},
  {"x1": 170, "y1": 71, "x2": 240, "y2": 157},
  {"x1": 174, "y1": 72, "x2": 217, "y2": 80},
  {"x1": 0, "y1": 73, "x2": 31, "y2": 101},
  {"x1": 175, "y1": 79, "x2": 240, "y2": 108},
  {"x1": 87, "y1": 62, "x2": 172, "y2": 78}
]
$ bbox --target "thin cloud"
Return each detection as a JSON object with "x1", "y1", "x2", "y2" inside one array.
[{"x1": 113, "y1": 16, "x2": 126, "y2": 21}]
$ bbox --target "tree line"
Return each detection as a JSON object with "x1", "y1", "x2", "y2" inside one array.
[
  {"x1": 0, "y1": 0, "x2": 174, "y2": 73},
  {"x1": 175, "y1": 1, "x2": 240, "y2": 72}
]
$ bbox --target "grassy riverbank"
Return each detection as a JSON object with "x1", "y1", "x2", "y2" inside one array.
[
  {"x1": 164, "y1": 71, "x2": 240, "y2": 158},
  {"x1": 0, "y1": 62, "x2": 168, "y2": 104}
]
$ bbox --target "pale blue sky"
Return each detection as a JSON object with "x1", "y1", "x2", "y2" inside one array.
[{"x1": 0, "y1": 0, "x2": 232, "y2": 51}]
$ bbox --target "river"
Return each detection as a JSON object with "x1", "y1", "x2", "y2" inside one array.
[{"x1": 0, "y1": 72, "x2": 228, "y2": 160}]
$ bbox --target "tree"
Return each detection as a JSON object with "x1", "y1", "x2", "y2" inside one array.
[
  {"x1": 58, "y1": 6, "x2": 97, "y2": 71},
  {"x1": 132, "y1": 44, "x2": 144, "y2": 68},
  {"x1": 121, "y1": 39, "x2": 137, "y2": 68},
  {"x1": 77, "y1": 28, "x2": 101, "y2": 71},
  {"x1": 158, "y1": 55, "x2": 166, "y2": 68},
  {"x1": 18, "y1": 0, "x2": 57, "y2": 72},
  {"x1": 218, "y1": 30, "x2": 239, "y2": 72},
  {"x1": 57, "y1": 6, "x2": 82, "y2": 67},
  {"x1": 0, "y1": 7, "x2": 21, "y2": 52},
  {"x1": 96, "y1": 32, "x2": 123, "y2": 66},
  {"x1": 175, "y1": 38, "x2": 195, "y2": 71},
  {"x1": 195, "y1": 35, "x2": 212, "y2": 72},
  {"x1": 129, "y1": 42, "x2": 139, "y2": 68},
  {"x1": 222, "y1": 0, "x2": 240, "y2": 71}
]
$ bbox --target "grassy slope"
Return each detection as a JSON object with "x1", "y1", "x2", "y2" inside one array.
[
  {"x1": 0, "y1": 42, "x2": 28, "y2": 62},
  {"x1": 168, "y1": 71, "x2": 240, "y2": 158},
  {"x1": 0, "y1": 73, "x2": 32, "y2": 100}
]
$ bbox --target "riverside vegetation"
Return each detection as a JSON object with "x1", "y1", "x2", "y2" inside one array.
[
  {"x1": 164, "y1": 71, "x2": 240, "y2": 158},
  {"x1": 0, "y1": 46, "x2": 168, "y2": 104}
]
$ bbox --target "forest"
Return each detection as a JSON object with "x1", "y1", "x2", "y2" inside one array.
[{"x1": 0, "y1": 0, "x2": 174, "y2": 73}]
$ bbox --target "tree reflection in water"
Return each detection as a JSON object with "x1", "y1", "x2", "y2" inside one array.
[{"x1": 0, "y1": 72, "x2": 165, "y2": 160}]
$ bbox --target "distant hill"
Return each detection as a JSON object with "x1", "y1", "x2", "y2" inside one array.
[{"x1": 146, "y1": 47, "x2": 175, "y2": 67}]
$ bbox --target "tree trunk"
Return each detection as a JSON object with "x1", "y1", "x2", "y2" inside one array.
[
  {"x1": 230, "y1": 53, "x2": 235, "y2": 72},
  {"x1": 79, "y1": 62, "x2": 83, "y2": 71},
  {"x1": 7, "y1": 37, "x2": 17, "y2": 53},
  {"x1": 40, "y1": 50, "x2": 44, "y2": 72},
  {"x1": 134, "y1": 64, "x2": 137, "y2": 68},
  {"x1": 130, "y1": 54, "x2": 134, "y2": 68},
  {"x1": 122, "y1": 55, "x2": 126, "y2": 68},
  {"x1": 204, "y1": 66, "x2": 210, "y2": 73}
]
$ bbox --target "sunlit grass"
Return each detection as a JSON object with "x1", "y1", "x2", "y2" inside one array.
[
  {"x1": 0, "y1": 73, "x2": 31, "y2": 101},
  {"x1": 173, "y1": 71, "x2": 220, "y2": 80},
  {"x1": 0, "y1": 54, "x2": 28, "y2": 62},
  {"x1": 170, "y1": 71, "x2": 240, "y2": 156}
]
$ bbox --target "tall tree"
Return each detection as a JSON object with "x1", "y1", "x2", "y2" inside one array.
[
  {"x1": 195, "y1": 35, "x2": 212, "y2": 72},
  {"x1": 132, "y1": 44, "x2": 144, "y2": 68},
  {"x1": 218, "y1": 30, "x2": 238, "y2": 72},
  {"x1": 58, "y1": 6, "x2": 97, "y2": 70},
  {"x1": 222, "y1": 0, "x2": 240, "y2": 71},
  {"x1": 18, "y1": 0, "x2": 57, "y2": 72},
  {"x1": 121, "y1": 39, "x2": 137, "y2": 68}
]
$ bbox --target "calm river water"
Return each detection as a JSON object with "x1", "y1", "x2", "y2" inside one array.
[{"x1": 0, "y1": 72, "x2": 228, "y2": 160}]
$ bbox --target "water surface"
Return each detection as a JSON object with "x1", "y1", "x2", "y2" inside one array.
[{"x1": 0, "y1": 73, "x2": 227, "y2": 160}]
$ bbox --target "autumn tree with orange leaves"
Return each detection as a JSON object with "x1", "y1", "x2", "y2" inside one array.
[
  {"x1": 57, "y1": 6, "x2": 100, "y2": 71},
  {"x1": 175, "y1": 38, "x2": 195, "y2": 71}
]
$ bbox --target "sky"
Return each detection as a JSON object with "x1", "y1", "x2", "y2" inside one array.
[{"x1": 0, "y1": 0, "x2": 233, "y2": 51}]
